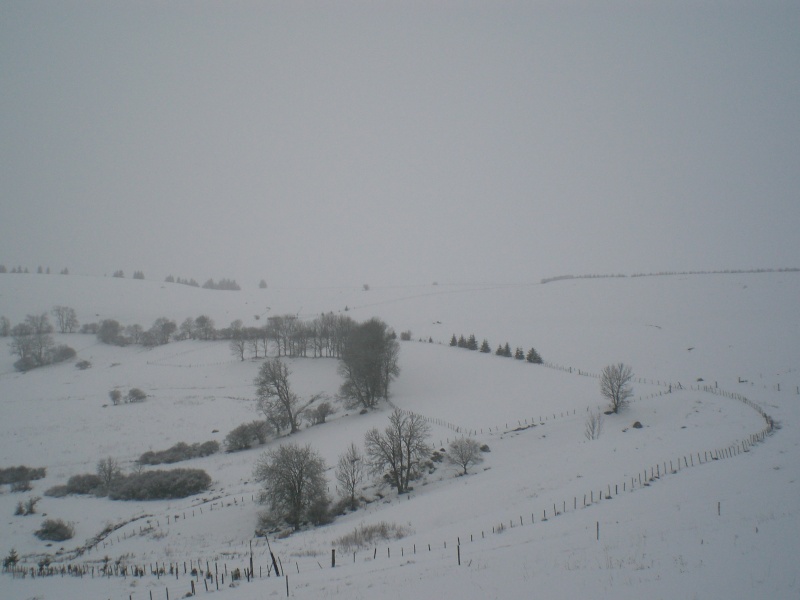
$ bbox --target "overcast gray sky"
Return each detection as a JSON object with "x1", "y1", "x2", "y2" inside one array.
[{"x1": 2, "y1": 1, "x2": 798, "y2": 287}]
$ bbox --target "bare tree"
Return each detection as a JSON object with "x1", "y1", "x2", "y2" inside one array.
[
  {"x1": 257, "y1": 325, "x2": 270, "y2": 357},
  {"x1": 585, "y1": 409, "x2": 604, "y2": 440},
  {"x1": 305, "y1": 400, "x2": 335, "y2": 426},
  {"x1": 124, "y1": 324, "x2": 143, "y2": 344},
  {"x1": 253, "y1": 443, "x2": 329, "y2": 530},
  {"x1": 97, "y1": 319, "x2": 124, "y2": 345},
  {"x1": 149, "y1": 317, "x2": 176, "y2": 346},
  {"x1": 255, "y1": 358, "x2": 301, "y2": 434},
  {"x1": 194, "y1": 315, "x2": 215, "y2": 340},
  {"x1": 229, "y1": 320, "x2": 247, "y2": 361},
  {"x1": 335, "y1": 442, "x2": 364, "y2": 510},
  {"x1": 364, "y1": 409, "x2": 430, "y2": 494},
  {"x1": 0, "y1": 316, "x2": 10, "y2": 337},
  {"x1": 600, "y1": 363, "x2": 634, "y2": 413},
  {"x1": 267, "y1": 314, "x2": 299, "y2": 357},
  {"x1": 339, "y1": 318, "x2": 400, "y2": 410},
  {"x1": 96, "y1": 457, "x2": 122, "y2": 490},
  {"x1": 51, "y1": 306, "x2": 79, "y2": 333},
  {"x1": 9, "y1": 314, "x2": 55, "y2": 369},
  {"x1": 447, "y1": 437, "x2": 484, "y2": 475},
  {"x1": 246, "y1": 327, "x2": 261, "y2": 358},
  {"x1": 177, "y1": 317, "x2": 195, "y2": 340}
]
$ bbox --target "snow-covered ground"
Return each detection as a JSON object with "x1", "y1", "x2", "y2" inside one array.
[{"x1": 0, "y1": 272, "x2": 798, "y2": 599}]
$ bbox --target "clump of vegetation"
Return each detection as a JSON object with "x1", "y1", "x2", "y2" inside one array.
[
  {"x1": 332, "y1": 522, "x2": 412, "y2": 552},
  {"x1": 8, "y1": 314, "x2": 78, "y2": 372},
  {"x1": 35, "y1": 519, "x2": 74, "y2": 542},
  {"x1": 127, "y1": 388, "x2": 147, "y2": 403},
  {"x1": 254, "y1": 443, "x2": 329, "y2": 531},
  {"x1": 10, "y1": 480, "x2": 33, "y2": 492},
  {"x1": 447, "y1": 437, "x2": 484, "y2": 475},
  {"x1": 0, "y1": 466, "x2": 46, "y2": 487},
  {"x1": 585, "y1": 409, "x2": 604, "y2": 440},
  {"x1": 14, "y1": 496, "x2": 40, "y2": 516},
  {"x1": 107, "y1": 388, "x2": 147, "y2": 405},
  {"x1": 60, "y1": 473, "x2": 103, "y2": 496},
  {"x1": 137, "y1": 441, "x2": 219, "y2": 466},
  {"x1": 75, "y1": 359, "x2": 92, "y2": 370},
  {"x1": 48, "y1": 345, "x2": 76, "y2": 363},
  {"x1": 3, "y1": 549, "x2": 20, "y2": 570},
  {"x1": 108, "y1": 469, "x2": 212, "y2": 500},
  {"x1": 304, "y1": 402, "x2": 335, "y2": 426},
  {"x1": 224, "y1": 421, "x2": 271, "y2": 453}
]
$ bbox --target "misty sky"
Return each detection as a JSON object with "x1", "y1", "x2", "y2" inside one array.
[{"x1": 1, "y1": 2, "x2": 798, "y2": 288}]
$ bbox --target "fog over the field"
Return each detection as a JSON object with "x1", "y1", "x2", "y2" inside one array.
[{"x1": 2, "y1": 2, "x2": 798, "y2": 287}]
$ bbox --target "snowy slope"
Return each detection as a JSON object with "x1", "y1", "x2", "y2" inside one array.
[{"x1": 0, "y1": 272, "x2": 798, "y2": 599}]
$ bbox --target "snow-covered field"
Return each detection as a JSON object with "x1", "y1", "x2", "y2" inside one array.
[{"x1": 0, "y1": 272, "x2": 798, "y2": 599}]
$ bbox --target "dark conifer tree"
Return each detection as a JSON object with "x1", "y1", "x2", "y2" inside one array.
[
  {"x1": 526, "y1": 347, "x2": 543, "y2": 364},
  {"x1": 450, "y1": 334, "x2": 458, "y2": 347},
  {"x1": 480, "y1": 339, "x2": 491, "y2": 353},
  {"x1": 467, "y1": 334, "x2": 478, "y2": 351},
  {"x1": 457, "y1": 335, "x2": 467, "y2": 348},
  {"x1": 503, "y1": 342, "x2": 512, "y2": 357}
]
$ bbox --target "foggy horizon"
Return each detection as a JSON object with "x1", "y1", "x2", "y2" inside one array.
[{"x1": 2, "y1": 2, "x2": 798, "y2": 288}]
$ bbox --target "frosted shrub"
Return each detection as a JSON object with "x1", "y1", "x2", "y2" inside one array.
[
  {"x1": 585, "y1": 410, "x2": 604, "y2": 440},
  {"x1": 333, "y1": 522, "x2": 412, "y2": 552},
  {"x1": 108, "y1": 469, "x2": 211, "y2": 500},
  {"x1": 35, "y1": 518, "x2": 74, "y2": 541}
]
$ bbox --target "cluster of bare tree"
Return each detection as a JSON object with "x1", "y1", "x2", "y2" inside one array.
[
  {"x1": 254, "y1": 409, "x2": 488, "y2": 531},
  {"x1": 224, "y1": 312, "x2": 366, "y2": 362},
  {"x1": 6, "y1": 313, "x2": 75, "y2": 372},
  {"x1": 91, "y1": 317, "x2": 177, "y2": 348},
  {"x1": 251, "y1": 327, "x2": 400, "y2": 435}
]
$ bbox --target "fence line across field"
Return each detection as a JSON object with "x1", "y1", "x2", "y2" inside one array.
[
  {"x1": 2, "y1": 417, "x2": 773, "y2": 600},
  {"x1": 2, "y1": 351, "x2": 778, "y2": 598}
]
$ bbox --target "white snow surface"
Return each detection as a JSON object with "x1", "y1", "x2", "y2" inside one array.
[{"x1": 0, "y1": 272, "x2": 798, "y2": 599}]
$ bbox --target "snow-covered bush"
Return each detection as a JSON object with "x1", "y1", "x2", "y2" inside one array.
[
  {"x1": 108, "y1": 469, "x2": 211, "y2": 500},
  {"x1": 332, "y1": 522, "x2": 411, "y2": 551},
  {"x1": 224, "y1": 421, "x2": 271, "y2": 452},
  {"x1": 35, "y1": 518, "x2": 74, "y2": 541},
  {"x1": 0, "y1": 466, "x2": 46, "y2": 486},
  {"x1": 127, "y1": 388, "x2": 147, "y2": 403},
  {"x1": 137, "y1": 440, "x2": 219, "y2": 465}
]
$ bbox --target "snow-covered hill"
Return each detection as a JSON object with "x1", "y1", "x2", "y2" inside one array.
[{"x1": 1, "y1": 272, "x2": 798, "y2": 599}]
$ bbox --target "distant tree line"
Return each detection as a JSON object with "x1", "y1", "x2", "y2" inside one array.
[
  {"x1": 164, "y1": 274, "x2": 241, "y2": 290},
  {"x1": 0, "y1": 265, "x2": 68, "y2": 274},
  {"x1": 164, "y1": 275, "x2": 200, "y2": 287},
  {"x1": 541, "y1": 267, "x2": 800, "y2": 284}
]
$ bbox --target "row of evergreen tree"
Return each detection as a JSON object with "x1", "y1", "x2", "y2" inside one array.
[
  {"x1": 111, "y1": 270, "x2": 145, "y2": 279},
  {"x1": 163, "y1": 274, "x2": 241, "y2": 290},
  {"x1": 449, "y1": 333, "x2": 543, "y2": 363},
  {"x1": 0, "y1": 265, "x2": 69, "y2": 274}
]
